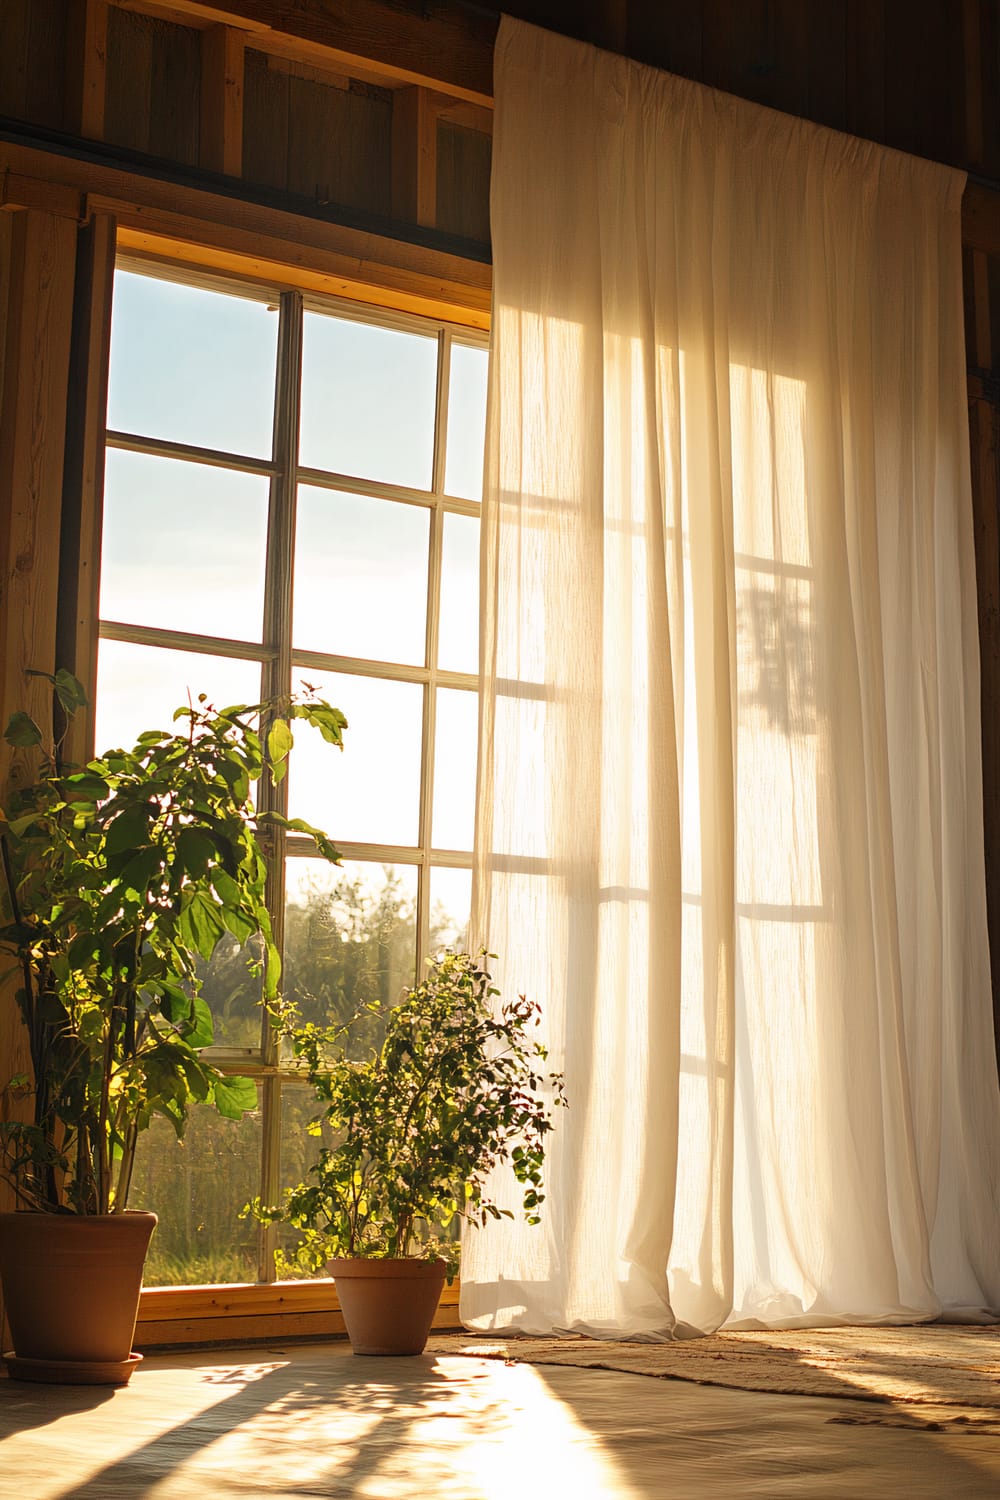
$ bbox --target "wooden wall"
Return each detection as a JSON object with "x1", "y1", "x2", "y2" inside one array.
[
  {"x1": 506, "y1": 0, "x2": 998, "y2": 177},
  {"x1": 104, "y1": 6, "x2": 202, "y2": 165},
  {"x1": 0, "y1": 0, "x2": 493, "y2": 251}
]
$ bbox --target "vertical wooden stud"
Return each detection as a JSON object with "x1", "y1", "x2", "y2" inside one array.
[
  {"x1": 392, "y1": 86, "x2": 438, "y2": 229},
  {"x1": 65, "y1": 0, "x2": 108, "y2": 141},
  {"x1": 200, "y1": 24, "x2": 246, "y2": 178},
  {"x1": 57, "y1": 210, "x2": 117, "y2": 768},
  {"x1": 0, "y1": 208, "x2": 79, "y2": 787},
  {"x1": 0, "y1": 206, "x2": 78, "y2": 1341},
  {"x1": 962, "y1": 0, "x2": 985, "y2": 165}
]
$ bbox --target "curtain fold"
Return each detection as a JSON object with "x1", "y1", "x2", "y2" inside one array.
[{"x1": 462, "y1": 16, "x2": 1000, "y2": 1338}]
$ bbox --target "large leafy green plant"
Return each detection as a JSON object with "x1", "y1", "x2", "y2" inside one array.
[
  {"x1": 0, "y1": 672, "x2": 345, "y2": 1216},
  {"x1": 248, "y1": 949, "x2": 566, "y2": 1277}
]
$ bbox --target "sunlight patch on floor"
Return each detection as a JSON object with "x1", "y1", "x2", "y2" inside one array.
[
  {"x1": 442, "y1": 1358, "x2": 642, "y2": 1500},
  {"x1": 125, "y1": 1354, "x2": 641, "y2": 1499}
]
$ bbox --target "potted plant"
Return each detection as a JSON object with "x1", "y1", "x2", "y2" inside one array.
[
  {"x1": 248, "y1": 948, "x2": 566, "y2": 1355},
  {"x1": 0, "y1": 670, "x2": 345, "y2": 1384}
]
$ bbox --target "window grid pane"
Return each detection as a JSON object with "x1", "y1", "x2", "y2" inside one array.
[{"x1": 98, "y1": 265, "x2": 485, "y2": 1285}]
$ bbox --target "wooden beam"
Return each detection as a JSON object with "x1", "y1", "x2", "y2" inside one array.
[
  {"x1": 66, "y1": 0, "x2": 110, "y2": 141},
  {"x1": 436, "y1": 97, "x2": 493, "y2": 134},
  {"x1": 138, "y1": 1276, "x2": 460, "y2": 1319},
  {"x1": 392, "y1": 86, "x2": 439, "y2": 229},
  {"x1": 0, "y1": 210, "x2": 78, "y2": 785},
  {"x1": 0, "y1": 174, "x2": 84, "y2": 221},
  {"x1": 962, "y1": 0, "x2": 985, "y2": 167},
  {"x1": 0, "y1": 206, "x2": 78, "y2": 1342},
  {"x1": 57, "y1": 212, "x2": 117, "y2": 765},
  {"x1": 200, "y1": 24, "x2": 246, "y2": 176},
  {"x1": 963, "y1": 182, "x2": 1000, "y2": 256},
  {"x1": 970, "y1": 251, "x2": 993, "y2": 371},
  {"x1": 108, "y1": 0, "x2": 496, "y2": 107},
  {"x1": 0, "y1": 141, "x2": 491, "y2": 326}
]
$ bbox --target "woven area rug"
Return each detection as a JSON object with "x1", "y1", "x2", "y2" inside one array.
[{"x1": 428, "y1": 1326, "x2": 1000, "y2": 1435}]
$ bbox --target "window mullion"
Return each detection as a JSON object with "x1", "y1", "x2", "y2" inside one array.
[
  {"x1": 256, "y1": 287, "x2": 303, "y2": 1281},
  {"x1": 417, "y1": 330, "x2": 452, "y2": 972}
]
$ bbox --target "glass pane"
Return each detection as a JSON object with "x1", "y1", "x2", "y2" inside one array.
[
  {"x1": 129, "y1": 1104, "x2": 262, "y2": 1286},
  {"x1": 198, "y1": 936, "x2": 267, "y2": 1052},
  {"x1": 432, "y1": 687, "x2": 478, "y2": 851},
  {"x1": 283, "y1": 859, "x2": 417, "y2": 1033},
  {"x1": 280, "y1": 861, "x2": 418, "y2": 1276},
  {"x1": 299, "y1": 311, "x2": 437, "y2": 489},
  {"x1": 293, "y1": 487, "x2": 428, "y2": 664},
  {"x1": 286, "y1": 673, "x2": 423, "y2": 847},
  {"x1": 429, "y1": 867, "x2": 472, "y2": 953},
  {"x1": 95, "y1": 639, "x2": 262, "y2": 757},
  {"x1": 100, "y1": 449, "x2": 268, "y2": 641},
  {"x1": 439, "y1": 511, "x2": 480, "y2": 674},
  {"x1": 445, "y1": 341, "x2": 488, "y2": 501},
  {"x1": 277, "y1": 1083, "x2": 333, "y2": 1279},
  {"x1": 107, "y1": 269, "x2": 278, "y2": 459}
]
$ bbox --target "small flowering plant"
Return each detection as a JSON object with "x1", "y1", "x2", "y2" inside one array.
[{"x1": 248, "y1": 949, "x2": 565, "y2": 1278}]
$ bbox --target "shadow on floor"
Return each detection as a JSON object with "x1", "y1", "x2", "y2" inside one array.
[
  {"x1": 46, "y1": 1350, "x2": 494, "y2": 1499},
  {"x1": 14, "y1": 1339, "x2": 1000, "y2": 1500},
  {"x1": 0, "y1": 1371, "x2": 118, "y2": 1435}
]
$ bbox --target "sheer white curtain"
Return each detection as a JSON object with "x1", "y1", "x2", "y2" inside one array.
[{"x1": 462, "y1": 17, "x2": 1000, "y2": 1338}]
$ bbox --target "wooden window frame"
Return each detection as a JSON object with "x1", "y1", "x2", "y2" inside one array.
[{"x1": 93, "y1": 243, "x2": 488, "y2": 1337}]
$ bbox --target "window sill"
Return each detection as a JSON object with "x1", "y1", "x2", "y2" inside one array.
[{"x1": 135, "y1": 1277, "x2": 462, "y2": 1349}]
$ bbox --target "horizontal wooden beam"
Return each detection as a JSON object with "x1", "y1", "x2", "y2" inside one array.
[
  {"x1": 108, "y1": 0, "x2": 496, "y2": 106},
  {"x1": 0, "y1": 142, "x2": 491, "y2": 327},
  {"x1": 0, "y1": 172, "x2": 83, "y2": 220},
  {"x1": 139, "y1": 1277, "x2": 460, "y2": 1320}
]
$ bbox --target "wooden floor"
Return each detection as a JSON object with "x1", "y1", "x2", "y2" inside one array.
[{"x1": 3, "y1": 1339, "x2": 1000, "y2": 1497}]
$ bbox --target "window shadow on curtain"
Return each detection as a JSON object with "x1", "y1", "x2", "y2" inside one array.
[{"x1": 462, "y1": 16, "x2": 1000, "y2": 1339}]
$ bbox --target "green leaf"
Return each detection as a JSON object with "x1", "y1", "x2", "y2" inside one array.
[
  {"x1": 267, "y1": 719, "x2": 293, "y2": 784},
  {"x1": 177, "y1": 827, "x2": 215, "y2": 878},
  {"x1": 54, "y1": 669, "x2": 88, "y2": 714},
  {"x1": 64, "y1": 771, "x2": 111, "y2": 798},
  {"x1": 219, "y1": 904, "x2": 258, "y2": 945},
  {"x1": 119, "y1": 845, "x2": 162, "y2": 895},
  {"x1": 157, "y1": 983, "x2": 191, "y2": 1024},
  {"x1": 4, "y1": 712, "x2": 42, "y2": 748},
  {"x1": 213, "y1": 1074, "x2": 257, "y2": 1119},
  {"x1": 284, "y1": 818, "x2": 342, "y2": 864},
  {"x1": 183, "y1": 994, "x2": 215, "y2": 1050},
  {"x1": 7, "y1": 812, "x2": 41, "y2": 837},
  {"x1": 67, "y1": 931, "x2": 98, "y2": 970},
  {"x1": 177, "y1": 890, "x2": 226, "y2": 960},
  {"x1": 105, "y1": 806, "x2": 150, "y2": 856},
  {"x1": 265, "y1": 937, "x2": 281, "y2": 999},
  {"x1": 294, "y1": 702, "x2": 348, "y2": 748}
]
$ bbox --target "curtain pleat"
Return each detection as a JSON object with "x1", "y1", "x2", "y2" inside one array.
[{"x1": 462, "y1": 17, "x2": 1000, "y2": 1337}]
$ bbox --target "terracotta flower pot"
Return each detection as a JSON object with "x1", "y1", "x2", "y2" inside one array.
[
  {"x1": 0, "y1": 1210, "x2": 157, "y2": 1384},
  {"x1": 329, "y1": 1256, "x2": 447, "y2": 1355}
]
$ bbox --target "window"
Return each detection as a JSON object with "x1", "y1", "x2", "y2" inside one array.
[{"x1": 97, "y1": 261, "x2": 488, "y2": 1284}]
